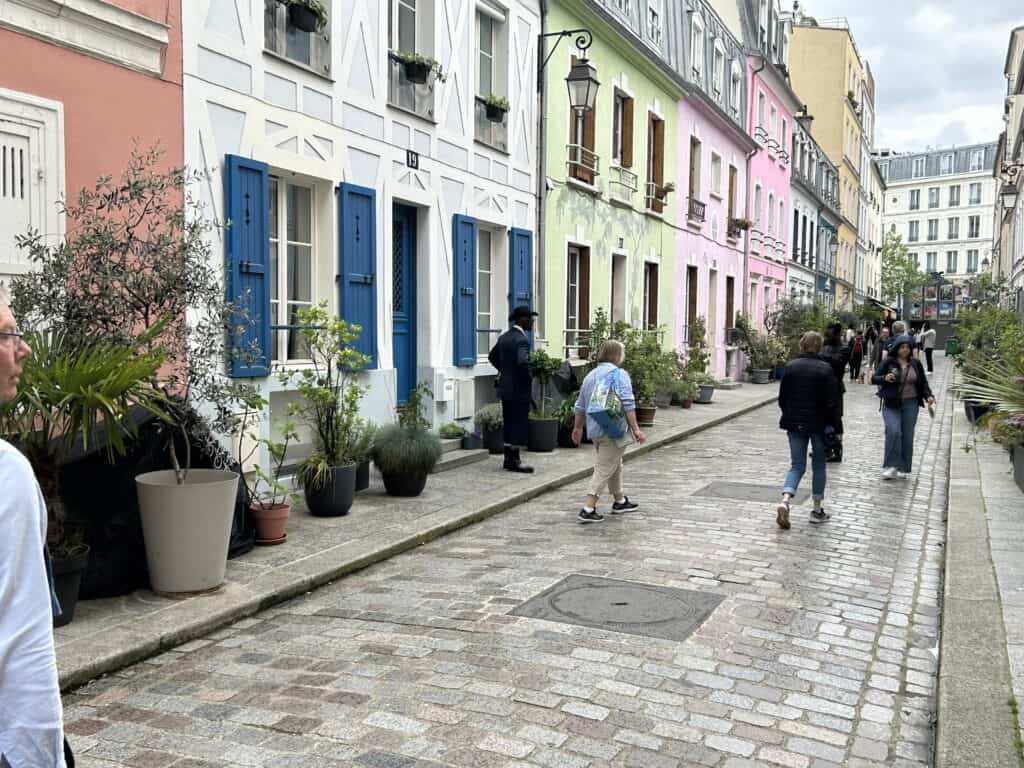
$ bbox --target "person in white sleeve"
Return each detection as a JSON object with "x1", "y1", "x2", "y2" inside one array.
[{"x1": 0, "y1": 289, "x2": 70, "y2": 768}]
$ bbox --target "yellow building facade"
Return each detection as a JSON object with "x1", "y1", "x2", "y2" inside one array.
[{"x1": 789, "y1": 22, "x2": 867, "y2": 309}]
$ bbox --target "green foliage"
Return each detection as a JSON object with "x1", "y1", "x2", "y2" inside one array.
[
  {"x1": 440, "y1": 422, "x2": 467, "y2": 439},
  {"x1": 685, "y1": 316, "x2": 711, "y2": 376},
  {"x1": 554, "y1": 391, "x2": 579, "y2": 428},
  {"x1": 279, "y1": 302, "x2": 369, "y2": 489},
  {"x1": 390, "y1": 50, "x2": 448, "y2": 82},
  {"x1": 249, "y1": 420, "x2": 299, "y2": 508},
  {"x1": 529, "y1": 349, "x2": 563, "y2": 417},
  {"x1": 397, "y1": 382, "x2": 433, "y2": 430},
  {"x1": 763, "y1": 299, "x2": 832, "y2": 362},
  {"x1": 669, "y1": 378, "x2": 699, "y2": 404},
  {"x1": 475, "y1": 403, "x2": 503, "y2": 431},
  {"x1": 483, "y1": 94, "x2": 510, "y2": 111},
  {"x1": 0, "y1": 327, "x2": 168, "y2": 553},
  {"x1": 985, "y1": 412, "x2": 1024, "y2": 449},
  {"x1": 734, "y1": 313, "x2": 779, "y2": 371},
  {"x1": 371, "y1": 424, "x2": 443, "y2": 475},
  {"x1": 880, "y1": 230, "x2": 928, "y2": 304},
  {"x1": 621, "y1": 330, "x2": 674, "y2": 406}
]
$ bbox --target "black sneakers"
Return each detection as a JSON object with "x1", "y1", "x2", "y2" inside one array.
[
  {"x1": 809, "y1": 508, "x2": 831, "y2": 524},
  {"x1": 611, "y1": 497, "x2": 639, "y2": 514},
  {"x1": 577, "y1": 509, "x2": 605, "y2": 524}
]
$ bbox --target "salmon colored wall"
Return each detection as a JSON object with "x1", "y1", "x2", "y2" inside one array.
[{"x1": 0, "y1": 0, "x2": 182, "y2": 202}]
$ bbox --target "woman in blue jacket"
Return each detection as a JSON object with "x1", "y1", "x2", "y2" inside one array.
[{"x1": 871, "y1": 334, "x2": 936, "y2": 480}]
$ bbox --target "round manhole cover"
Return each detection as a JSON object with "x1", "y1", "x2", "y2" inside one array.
[{"x1": 549, "y1": 584, "x2": 699, "y2": 627}]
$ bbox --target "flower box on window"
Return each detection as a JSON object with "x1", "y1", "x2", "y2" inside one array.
[
  {"x1": 283, "y1": 0, "x2": 327, "y2": 33},
  {"x1": 483, "y1": 94, "x2": 510, "y2": 123},
  {"x1": 390, "y1": 50, "x2": 447, "y2": 84}
]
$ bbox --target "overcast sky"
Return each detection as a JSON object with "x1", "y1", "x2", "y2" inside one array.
[{"x1": 800, "y1": 0, "x2": 1022, "y2": 152}]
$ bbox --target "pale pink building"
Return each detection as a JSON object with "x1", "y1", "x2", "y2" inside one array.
[{"x1": 0, "y1": 0, "x2": 182, "y2": 282}]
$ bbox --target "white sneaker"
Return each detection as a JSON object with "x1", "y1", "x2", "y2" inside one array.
[
  {"x1": 881, "y1": 467, "x2": 897, "y2": 480},
  {"x1": 897, "y1": 471, "x2": 911, "y2": 479}
]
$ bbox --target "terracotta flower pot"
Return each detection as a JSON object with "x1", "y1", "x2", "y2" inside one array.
[
  {"x1": 251, "y1": 502, "x2": 290, "y2": 545},
  {"x1": 636, "y1": 405, "x2": 657, "y2": 426},
  {"x1": 681, "y1": 399, "x2": 693, "y2": 409}
]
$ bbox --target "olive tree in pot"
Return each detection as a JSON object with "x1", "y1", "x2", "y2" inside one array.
[
  {"x1": 681, "y1": 317, "x2": 715, "y2": 404},
  {"x1": 475, "y1": 403, "x2": 504, "y2": 453},
  {"x1": 278, "y1": 303, "x2": 370, "y2": 517},
  {"x1": 372, "y1": 383, "x2": 442, "y2": 496},
  {"x1": 0, "y1": 328, "x2": 167, "y2": 625},
  {"x1": 528, "y1": 349, "x2": 562, "y2": 452},
  {"x1": 734, "y1": 313, "x2": 773, "y2": 384}
]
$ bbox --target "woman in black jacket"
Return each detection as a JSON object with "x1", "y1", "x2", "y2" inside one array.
[
  {"x1": 819, "y1": 323, "x2": 849, "y2": 459},
  {"x1": 871, "y1": 334, "x2": 936, "y2": 480},
  {"x1": 775, "y1": 331, "x2": 843, "y2": 530}
]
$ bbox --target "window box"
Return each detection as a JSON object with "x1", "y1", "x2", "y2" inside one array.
[
  {"x1": 388, "y1": 52, "x2": 437, "y2": 121},
  {"x1": 482, "y1": 95, "x2": 509, "y2": 123},
  {"x1": 287, "y1": 1, "x2": 327, "y2": 33}
]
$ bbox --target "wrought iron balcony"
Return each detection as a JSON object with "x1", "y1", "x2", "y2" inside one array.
[
  {"x1": 387, "y1": 53, "x2": 435, "y2": 121},
  {"x1": 687, "y1": 196, "x2": 706, "y2": 223},
  {"x1": 474, "y1": 97, "x2": 508, "y2": 152},
  {"x1": 566, "y1": 143, "x2": 600, "y2": 184},
  {"x1": 646, "y1": 181, "x2": 673, "y2": 212},
  {"x1": 754, "y1": 126, "x2": 769, "y2": 145},
  {"x1": 608, "y1": 165, "x2": 638, "y2": 205}
]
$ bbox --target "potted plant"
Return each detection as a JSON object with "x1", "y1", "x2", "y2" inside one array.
[
  {"x1": 372, "y1": 383, "x2": 442, "y2": 496},
  {"x1": 555, "y1": 393, "x2": 580, "y2": 448},
  {"x1": 283, "y1": 0, "x2": 328, "y2": 33},
  {"x1": 351, "y1": 422, "x2": 377, "y2": 492},
  {"x1": 656, "y1": 181, "x2": 676, "y2": 201},
  {"x1": 671, "y1": 379, "x2": 699, "y2": 409},
  {"x1": 239, "y1": 419, "x2": 298, "y2": 545},
  {"x1": 527, "y1": 349, "x2": 563, "y2": 452},
  {"x1": 391, "y1": 50, "x2": 447, "y2": 84},
  {"x1": 279, "y1": 303, "x2": 370, "y2": 517},
  {"x1": 475, "y1": 403, "x2": 504, "y2": 454},
  {"x1": 483, "y1": 94, "x2": 510, "y2": 122},
  {"x1": 440, "y1": 422, "x2": 467, "y2": 440},
  {"x1": 730, "y1": 216, "x2": 752, "y2": 231},
  {"x1": 461, "y1": 430, "x2": 484, "y2": 450},
  {"x1": 621, "y1": 330, "x2": 673, "y2": 426},
  {"x1": 0, "y1": 328, "x2": 167, "y2": 624},
  {"x1": 681, "y1": 317, "x2": 715, "y2": 405},
  {"x1": 735, "y1": 313, "x2": 774, "y2": 384}
]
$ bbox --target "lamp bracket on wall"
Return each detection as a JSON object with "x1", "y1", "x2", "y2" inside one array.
[{"x1": 538, "y1": 28, "x2": 593, "y2": 82}]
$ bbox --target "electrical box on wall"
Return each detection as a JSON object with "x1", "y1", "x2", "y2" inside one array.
[
  {"x1": 433, "y1": 371, "x2": 454, "y2": 402},
  {"x1": 454, "y1": 380, "x2": 475, "y2": 420}
]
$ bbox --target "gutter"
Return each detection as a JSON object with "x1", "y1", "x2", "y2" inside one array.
[
  {"x1": 536, "y1": 0, "x2": 549, "y2": 340},
  {"x1": 742, "y1": 54, "x2": 767, "y2": 318}
]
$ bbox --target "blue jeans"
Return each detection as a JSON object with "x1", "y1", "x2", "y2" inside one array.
[
  {"x1": 883, "y1": 401, "x2": 920, "y2": 472},
  {"x1": 783, "y1": 432, "x2": 827, "y2": 501}
]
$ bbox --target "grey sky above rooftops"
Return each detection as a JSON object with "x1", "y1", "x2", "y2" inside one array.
[{"x1": 799, "y1": 0, "x2": 1021, "y2": 152}]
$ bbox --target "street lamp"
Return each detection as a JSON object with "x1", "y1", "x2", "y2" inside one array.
[
  {"x1": 538, "y1": 29, "x2": 599, "y2": 112},
  {"x1": 982, "y1": 256, "x2": 991, "y2": 271},
  {"x1": 1002, "y1": 183, "x2": 1018, "y2": 211}
]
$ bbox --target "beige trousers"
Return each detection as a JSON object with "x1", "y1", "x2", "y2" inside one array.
[{"x1": 589, "y1": 437, "x2": 627, "y2": 499}]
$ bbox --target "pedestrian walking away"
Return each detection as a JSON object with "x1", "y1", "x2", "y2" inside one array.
[
  {"x1": 775, "y1": 331, "x2": 842, "y2": 529},
  {"x1": 571, "y1": 340, "x2": 646, "y2": 524},
  {"x1": 849, "y1": 330, "x2": 865, "y2": 382},
  {"x1": 871, "y1": 325, "x2": 890, "y2": 370},
  {"x1": 488, "y1": 306, "x2": 537, "y2": 474},
  {"x1": 872, "y1": 334, "x2": 935, "y2": 480},
  {"x1": 0, "y1": 290, "x2": 73, "y2": 768},
  {"x1": 820, "y1": 323, "x2": 849, "y2": 461},
  {"x1": 919, "y1": 321, "x2": 937, "y2": 373}
]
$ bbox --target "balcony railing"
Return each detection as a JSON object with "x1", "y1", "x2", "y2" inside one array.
[
  {"x1": 387, "y1": 53, "x2": 435, "y2": 120},
  {"x1": 474, "y1": 97, "x2": 508, "y2": 152},
  {"x1": 687, "y1": 197, "x2": 706, "y2": 223},
  {"x1": 646, "y1": 181, "x2": 671, "y2": 212},
  {"x1": 564, "y1": 326, "x2": 663, "y2": 360},
  {"x1": 608, "y1": 165, "x2": 638, "y2": 205},
  {"x1": 566, "y1": 143, "x2": 600, "y2": 184},
  {"x1": 754, "y1": 125, "x2": 769, "y2": 145}
]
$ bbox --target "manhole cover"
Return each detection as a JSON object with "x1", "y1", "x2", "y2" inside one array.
[
  {"x1": 693, "y1": 481, "x2": 809, "y2": 503},
  {"x1": 511, "y1": 575, "x2": 723, "y2": 642}
]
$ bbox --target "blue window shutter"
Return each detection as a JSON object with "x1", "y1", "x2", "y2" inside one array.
[
  {"x1": 452, "y1": 214, "x2": 477, "y2": 367},
  {"x1": 509, "y1": 228, "x2": 533, "y2": 312},
  {"x1": 339, "y1": 183, "x2": 378, "y2": 368},
  {"x1": 224, "y1": 154, "x2": 271, "y2": 378}
]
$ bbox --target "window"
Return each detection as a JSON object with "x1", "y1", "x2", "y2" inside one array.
[
  {"x1": 612, "y1": 91, "x2": 635, "y2": 165},
  {"x1": 970, "y1": 149, "x2": 984, "y2": 171},
  {"x1": 926, "y1": 252, "x2": 937, "y2": 272},
  {"x1": 565, "y1": 245, "x2": 590, "y2": 355},
  {"x1": 568, "y1": 58, "x2": 597, "y2": 184},
  {"x1": 757, "y1": 92, "x2": 766, "y2": 130},
  {"x1": 393, "y1": 0, "x2": 417, "y2": 50},
  {"x1": 967, "y1": 249, "x2": 979, "y2": 273},
  {"x1": 614, "y1": 0, "x2": 632, "y2": 13},
  {"x1": 909, "y1": 252, "x2": 919, "y2": 268},
  {"x1": 927, "y1": 219, "x2": 938, "y2": 241},
  {"x1": 908, "y1": 220, "x2": 919, "y2": 242},
  {"x1": 769, "y1": 106, "x2": 777, "y2": 148},
  {"x1": 792, "y1": 209, "x2": 799, "y2": 258},
  {"x1": 912, "y1": 157, "x2": 925, "y2": 178},
  {"x1": 909, "y1": 189, "x2": 920, "y2": 210},
  {"x1": 879, "y1": 161, "x2": 888, "y2": 181},
  {"x1": 779, "y1": 200, "x2": 785, "y2": 241},
  {"x1": 928, "y1": 187, "x2": 939, "y2": 209},
  {"x1": 688, "y1": 135, "x2": 702, "y2": 201},
  {"x1": 648, "y1": 0, "x2": 662, "y2": 45},
  {"x1": 941, "y1": 153, "x2": 953, "y2": 175},
  {"x1": 948, "y1": 217, "x2": 959, "y2": 239},
  {"x1": 767, "y1": 192, "x2": 775, "y2": 234},
  {"x1": 946, "y1": 251, "x2": 958, "y2": 273},
  {"x1": 710, "y1": 152, "x2": 722, "y2": 197},
  {"x1": 690, "y1": 17, "x2": 704, "y2": 78},
  {"x1": 753, "y1": 184, "x2": 762, "y2": 228},
  {"x1": 643, "y1": 262, "x2": 659, "y2": 329},
  {"x1": 730, "y1": 63, "x2": 742, "y2": 114},
  {"x1": 268, "y1": 178, "x2": 315, "y2": 363},
  {"x1": 969, "y1": 182, "x2": 982, "y2": 205},
  {"x1": 780, "y1": 118, "x2": 787, "y2": 152},
  {"x1": 968, "y1": 215, "x2": 980, "y2": 238},
  {"x1": 727, "y1": 165, "x2": 737, "y2": 224},
  {"x1": 265, "y1": 0, "x2": 332, "y2": 74},
  {"x1": 478, "y1": 13, "x2": 494, "y2": 97},
  {"x1": 646, "y1": 113, "x2": 665, "y2": 212},
  {"x1": 712, "y1": 44, "x2": 724, "y2": 96},
  {"x1": 949, "y1": 185, "x2": 960, "y2": 207}
]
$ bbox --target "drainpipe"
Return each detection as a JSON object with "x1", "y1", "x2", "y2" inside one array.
[
  {"x1": 535, "y1": 0, "x2": 549, "y2": 342},
  {"x1": 742, "y1": 55, "x2": 767, "y2": 318}
]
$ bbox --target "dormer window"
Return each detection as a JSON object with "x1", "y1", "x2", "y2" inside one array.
[
  {"x1": 690, "y1": 15, "x2": 704, "y2": 79},
  {"x1": 729, "y1": 61, "x2": 742, "y2": 114},
  {"x1": 648, "y1": 0, "x2": 662, "y2": 46},
  {"x1": 712, "y1": 42, "x2": 725, "y2": 97}
]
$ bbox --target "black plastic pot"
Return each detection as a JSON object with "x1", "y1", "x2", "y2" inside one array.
[
  {"x1": 1014, "y1": 445, "x2": 1024, "y2": 494},
  {"x1": 382, "y1": 470, "x2": 428, "y2": 497},
  {"x1": 304, "y1": 464, "x2": 356, "y2": 517},
  {"x1": 696, "y1": 385, "x2": 715, "y2": 404},
  {"x1": 288, "y1": 3, "x2": 320, "y2": 33},
  {"x1": 964, "y1": 400, "x2": 989, "y2": 425},
  {"x1": 52, "y1": 546, "x2": 90, "y2": 627},
  {"x1": 461, "y1": 434, "x2": 484, "y2": 450},
  {"x1": 403, "y1": 60, "x2": 432, "y2": 84},
  {"x1": 528, "y1": 418, "x2": 559, "y2": 452},
  {"x1": 751, "y1": 369, "x2": 771, "y2": 384},
  {"x1": 483, "y1": 427, "x2": 504, "y2": 454},
  {"x1": 355, "y1": 460, "x2": 370, "y2": 492},
  {"x1": 557, "y1": 423, "x2": 578, "y2": 448},
  {"x1": 485, "y1": 103, "x2": 507, "y2": 122}
]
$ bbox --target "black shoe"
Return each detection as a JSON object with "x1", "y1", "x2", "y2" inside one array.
[
  {"x1": 577, "y1": 508, "x2": 605, "y2": 524},
  {"x1": 611, "y1": 497, "x2": 639, "y2": 514},
  {"x1": 503, "y1": 447, "x2": 534, "y2": 473},
  {"x1": 809, "y1": 508, "x2": 831, "y2": 524}
]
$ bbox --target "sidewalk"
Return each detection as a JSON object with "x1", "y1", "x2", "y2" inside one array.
[
  {"x1": 56, "y1": 382, "x2": 779, "y2": 692},
  {"x1": 936, "y1": 394, "x2": 1024, "y2": 767}
]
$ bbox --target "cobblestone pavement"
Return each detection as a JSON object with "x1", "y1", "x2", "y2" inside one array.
[{"x1": 65, "y1": 357, "x2": 952, "y2": 768}]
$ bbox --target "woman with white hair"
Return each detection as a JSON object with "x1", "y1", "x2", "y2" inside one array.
[{"x1": 571, "y1": 339, "x2": 646, "y2": 524}]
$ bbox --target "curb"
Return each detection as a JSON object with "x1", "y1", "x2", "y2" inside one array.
[{"x1": 60, "y1": 391, "x2": 778, "y2": 692}]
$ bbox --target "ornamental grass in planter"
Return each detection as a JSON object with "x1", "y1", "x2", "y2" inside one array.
[
  {"x1": 373, "y1": 384, "x2": 442, "y2": 496},
  {"x1": 475, "y1": 403, "x2": 504, "y2": 453}
]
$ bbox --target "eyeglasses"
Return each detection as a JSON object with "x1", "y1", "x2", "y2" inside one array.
[{"x1": 0, "y1": 331, "x2": 25, "y2": 346}]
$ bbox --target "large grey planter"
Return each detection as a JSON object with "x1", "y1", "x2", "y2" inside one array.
[
  {"x1": 751, "y1": 368, "x2": 771, "y2": 384},
  {"x1": 695, "y1": 385, "x2": 715, "y2": 404},
  {"x1": 1014, "y1": 445, "x2": 1024, "y2": 495},
  {"x1": 136, "y1": 469, "x2": 238, "y2": 595}
]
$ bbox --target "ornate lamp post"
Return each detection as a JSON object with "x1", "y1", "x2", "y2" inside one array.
[{"x1": 537, "y1": 29, "x2": 599, "y2": 111}]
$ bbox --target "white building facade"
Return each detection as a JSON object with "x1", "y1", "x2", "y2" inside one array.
[
  {"x1": 995, "y1": 26, "x2": 1024, "y2": 308},
  {"x1": 877, "y1": 143, "x2": 997, "y2": 282},
  {"x1": 184, "y1": 0, "x2": 540, "y2": 452}
]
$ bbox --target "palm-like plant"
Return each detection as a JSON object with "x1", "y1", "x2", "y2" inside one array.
[
  {"x1": 956, "y1": 351, "x2": 1024, "y2": 415},
  {"x1": 0, "y1": 328, "x2": 167, "y2": 554}
]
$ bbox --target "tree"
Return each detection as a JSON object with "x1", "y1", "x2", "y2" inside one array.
[{"x1": 880, "y1": 230, "x2": 928, "y2": 307}]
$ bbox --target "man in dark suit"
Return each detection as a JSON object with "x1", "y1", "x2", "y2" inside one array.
[{"x1": 488, "y1": 306, "x2": 536, "y2": 473}]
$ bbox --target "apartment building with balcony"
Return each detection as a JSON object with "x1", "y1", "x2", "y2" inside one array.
[
  {"x1": 183, "y1": 0, "x2": 541, "y2": 458},
  {"x1": 540, "y1": 0, "x2": 682, "y2": 361},
  {"x1": 994, "y1": 25, "x2": 1024, "y2": 308},
  {"x1": 876, "y1": 143, "x2": 997, "y2": 290},
  {"x1": 0, "y1": 0, "x2": 182, "y2": 285}
]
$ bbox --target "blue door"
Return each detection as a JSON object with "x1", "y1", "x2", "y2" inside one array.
[{"x1": 392, "y1": 205, "x2": 417, "y2": 403}]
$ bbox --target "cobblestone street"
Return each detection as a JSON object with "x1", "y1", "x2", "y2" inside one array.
[{"x1": 64, "y1": 358, "x2": 953, "y2": 768}]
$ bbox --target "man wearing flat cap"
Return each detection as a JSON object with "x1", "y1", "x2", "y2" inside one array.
[{"x1": 488, "y1": 306, "x2": 537, "y2": 473}]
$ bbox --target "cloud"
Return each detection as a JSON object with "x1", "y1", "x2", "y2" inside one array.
[{"x1": 796, "y1": 0, "x2": 1020, "y2": 150}]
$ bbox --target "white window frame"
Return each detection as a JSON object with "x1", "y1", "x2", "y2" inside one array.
[
  {"x1": 941, "y1": 153, "x2": 953, "y2": 174},
  {"x1": 648, "y1": 0, "x2": 663, "y2": 46},
  {"x1": 767, "y1": 192, "x2": 775, "y2": 234},
  {"x1": 612, "y1": 90, "x2": 625, "y2": 163},
  {"x1": 967, "y1": 249, "x2": 979, "y2": 273},
  {"x1": 477, "y1": 10, "x2": 495, "y2": 98},
  {"x1": 710, "y1": 152, "x2": 722, "y2": 197},
  {"x1": 926, "y1": 252, "x2": 937, "y2": 272},
  {"x1": 927, "y1": 218, "x2": 938, "y2": 241},
  {"x1": 712, "y1": 41, "x2": 725, "y2": 96},
  {"x1": 266, "y1": 0, "x2": 332, "y2": 74},
  {"x1": 968, "y1": 215, "x2": 981, "y2": 238},
  {"x1": 928, "y1": 187, "x2": 939, "y2": 209},
  {"x1": 948, "y1": 217, "x2": 959, "y2": 239},
  {"x1": 969, "y1": 149, "x2": 984, "y2": 171},
  {"x1": 754, "y1": 184, "x2": 762, "y2": 228},
  {"x1": 969, "y1": 182, "x2": 982, "y2": 205},
  {"x1": 912, "y1": 157, "x2": 925, "y2": 178},
  {"x1": 476, "y1": 228, "x2": 495, "y2": 358},
  {"x1": 730, "y1": 61, "x2": 742, "y2": 114},
  {"x1": 690, "y1": 15, "x2": 704, "y2": 78},
  {"x1": 909, "y1": 189, "x2": 920, "y2": 210},
  {"x1": 908, "y1": 220, "x2": 919, "y2": 242},
  {"x1": 949, "y1": 185, "x2": 960, "y2": 207},
  {"x1": 269, "y1": 177, "x2": 316, "y2": 365},
  {"x1": 392, "y1": 0, "x2": 418, "y2": 51},
  {"x1": 946, "y1": 250, "x2": 958, "y2": 273},
  {"x1": 757, "y1": 91, "x2": 766, "y2": 130}
]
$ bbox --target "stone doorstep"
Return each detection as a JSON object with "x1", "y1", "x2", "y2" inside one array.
[
  {"x1": 935, "y1": 402, "x2": 1023, "y2": 768},
  {"x1": 431, "y1": 448, "x2": 490, "y2": 473},
  {"x1": 56, "y1": 387, "x2": 780, "y2": 693}
]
